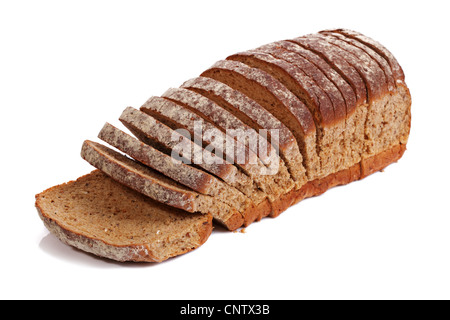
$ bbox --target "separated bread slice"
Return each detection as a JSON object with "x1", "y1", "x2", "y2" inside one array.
[
  {"x1": 81, "y1": 140, "x2": 245, "y2": 229},
  {"x1": 36, "y1": 170, "x2": 213, "y2": 263},
  {"x1": 227, "y1": 50, "x2": 350, "y2": 178},
  {"x1": 160, "y1": 87, "x2": 294, "y2": 192},
  {"x1": 140, "y1": 96, "x2": 286, "y2": 201},
  {"x1": 181, "y1": 76, "x2": 306, "y2": 187},
  {"x1": 200, "y1": 60, "x2": 319, "y2": 181},
  {"x1": 98, "y1": 122, "x2": 249, "y2": 210}
]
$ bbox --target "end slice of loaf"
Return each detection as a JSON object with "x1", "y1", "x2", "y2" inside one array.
[{"x1": 35, "y1": 170, "x2": 213, "y2": 262}]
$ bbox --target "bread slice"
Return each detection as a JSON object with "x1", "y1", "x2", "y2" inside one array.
[
  {"x1": 200, "y1": 60, "x2": 319, "y2": 181},
  {"x1": 35, "y1": 170, "x2": 213, "y2": 262},
  {"x1": 80, "y1": 140, "x2": 244, "y2": 228},
  {"x1": 181, "y1": 76, "x2": 306, "y2": 187}
]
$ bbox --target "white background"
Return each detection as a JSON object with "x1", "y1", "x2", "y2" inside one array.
[{"x1": 1, "y1": 0, "x2": 449, "y2": 300}]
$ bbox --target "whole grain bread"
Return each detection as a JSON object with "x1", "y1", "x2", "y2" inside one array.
[{"x1": 38, "y1": 29, "x2": 411, "y2": 262}]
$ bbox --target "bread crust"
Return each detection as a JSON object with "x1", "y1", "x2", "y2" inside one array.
[{"x1": 269, "y1": 143, "x2": 407, "y2": 218}]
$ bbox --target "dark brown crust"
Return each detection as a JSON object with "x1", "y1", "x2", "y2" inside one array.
[
  {"x1": 268, "y1": 143, "x2": 407, "y2": 218},
  {"x1": 214, "y1": 143, "x2": 407, "y2": 228},
  {"x1": 360, "y1": 143, "x2": 406, "y2": 178}
]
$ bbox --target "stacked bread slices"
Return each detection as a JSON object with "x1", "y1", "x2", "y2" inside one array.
[{"x1": 36, "y1": 29, "x2": 411, "y2": 262}]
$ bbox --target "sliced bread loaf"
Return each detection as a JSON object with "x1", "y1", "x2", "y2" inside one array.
[{"x1": 36, "y1": 170, "x2": 213, "y2": 262}]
